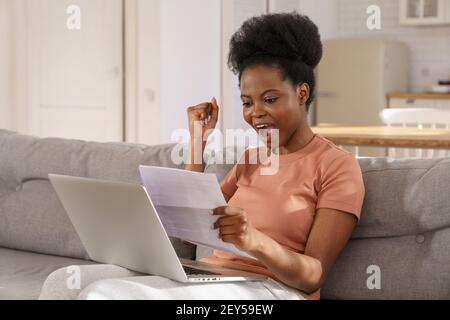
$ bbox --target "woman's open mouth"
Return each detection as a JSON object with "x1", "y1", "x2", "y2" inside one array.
[
  {"x1": 254, "y1": 123, "x2": 275, "y2": 131},
  {"x1": 254, "y1": 124, "x2": 278, "y2": 143}
]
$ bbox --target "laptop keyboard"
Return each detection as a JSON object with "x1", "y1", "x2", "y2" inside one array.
[{"x1": 183, "y1": 265, "x2": 221, "y2": 276}]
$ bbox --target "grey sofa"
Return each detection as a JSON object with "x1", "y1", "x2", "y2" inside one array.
[{"x1": 0, "y1": 129, "x2": 449, "y2": 300}]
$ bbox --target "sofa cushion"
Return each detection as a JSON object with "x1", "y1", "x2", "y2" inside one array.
[
  {"x1": 0, "y1": 247, "x2": 94, "y2": 300},
  {"x1": 322, "y1": 157, "x2": 450, "y2": 299},
  {"x1": 0, "y1": 179, "x2": 90, "y2": 259},
  {"x1": 354, "y1": 157, "x2": 450, "y2": 238},
  {"x1": 0, "y1": 130, "x2": 195, "y2": 260},
  {"x1": 321, "y1": 229, "x2": 450, "y2": 299}
]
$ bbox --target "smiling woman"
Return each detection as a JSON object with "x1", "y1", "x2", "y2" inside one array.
[{"x1": 39, "y1": 11, "x2": 365, "y2": 301}]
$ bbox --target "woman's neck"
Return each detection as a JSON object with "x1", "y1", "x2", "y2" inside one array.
[{"x1": 278, "y1": 125, "x2": 315, "y2": 155}]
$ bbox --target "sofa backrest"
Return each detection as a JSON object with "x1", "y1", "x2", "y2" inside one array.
[{"x1": 0, "y1": 130, "x2": 195, "y2": 260}]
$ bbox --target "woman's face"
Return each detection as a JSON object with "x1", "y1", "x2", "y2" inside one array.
[{"x1": 240, "y1": 64, "x2": 309, "y2": 148}]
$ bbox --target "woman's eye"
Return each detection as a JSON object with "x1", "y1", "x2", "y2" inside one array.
[
  {"x1": 265, "y1": 97, "x2": 278, "y2": 104},
  {"x1": 242, "y1": 102, "x2": 252, "y2": 108}
]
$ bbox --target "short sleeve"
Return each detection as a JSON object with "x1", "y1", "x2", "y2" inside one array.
[
  {"x1": 220, "y1": 164, "x2": 239, "y2": 200},
  {"x1": 219, "y1": 148, "x2": 249, "y2": 200},
  {"x1": 316, "y1": 154, "x2": 365, "y2": 220}
]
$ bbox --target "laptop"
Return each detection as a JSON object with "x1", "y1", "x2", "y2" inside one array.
[{"x1": 48, "y1": 174, "x2": 267, "y2": 283}]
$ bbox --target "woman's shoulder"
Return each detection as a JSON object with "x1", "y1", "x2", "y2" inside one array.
[{"x1": 314, "y1": 134, "x2": 355, "y2": 160}]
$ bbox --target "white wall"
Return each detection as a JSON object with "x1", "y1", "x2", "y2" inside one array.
[
  {"x1": 10, "y1": 0, "x2": 28, "y2": 134},
  {"x1": 0, "y1": 0, "x2": 12, "y2": 130},
  {"x1": 270, "y1": 0, "x2": 300, "y2": 13},
  {"x1": 159, "y1": 0, "x2": 222, "y2": 144},
  {"x1": 299, "y1": 0, "x2": 338, "y2": 40},
  {"x1": 336, "y1": 0, "x2": 450, "y2": 91}
]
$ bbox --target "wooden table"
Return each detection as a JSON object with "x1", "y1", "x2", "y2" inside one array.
[{"x1": 311, "y1": 125, "x2": 450, "y2": 149}]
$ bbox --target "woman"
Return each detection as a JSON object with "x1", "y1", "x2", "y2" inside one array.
[
  {"x1": 185, "y1": 12, "x2": 365, "y2": 300},
  {"x1": 40, "y1": 12, "x2": 364, "y2": 300}
]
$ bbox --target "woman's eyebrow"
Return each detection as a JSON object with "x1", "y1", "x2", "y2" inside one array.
[{"x1": 240, "y1": 89, "x2": 280, "y2": 99}]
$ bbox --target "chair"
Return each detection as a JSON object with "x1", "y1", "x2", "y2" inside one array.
[{"x1": 379, "y1": 108, "x2": 450, "y2": 158}]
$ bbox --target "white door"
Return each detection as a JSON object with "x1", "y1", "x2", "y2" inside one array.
[{"x1": 26, "y1": 0, "x2": 123, "y2": 142}]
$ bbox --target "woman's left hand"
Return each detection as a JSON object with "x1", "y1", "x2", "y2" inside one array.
[{"x1": 212, "y1": 206, "x2": 260, "y2": 252}]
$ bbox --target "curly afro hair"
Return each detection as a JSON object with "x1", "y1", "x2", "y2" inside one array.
[{"x1": 228, "y1": 12, "x2": 323, "y2": 110}]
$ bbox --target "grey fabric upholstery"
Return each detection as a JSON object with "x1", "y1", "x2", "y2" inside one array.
[
  {"x1": 0, "y1": 130, "x2": 195, "y2": 299},
  {"x1": 321, "y1": 230, "x2": 450, "y2": 299},
  {"x1": 321, "y1": 157, "x2": 450, "y2": 299},
  {"x1": 353, "y1": 157, "x2": 450, "y2": 239},
  {"x1": 0, "y1": 129, "x2": 194, "y2": 261},
  {"x1": 0, "y1": 247, "x2": 93, "y2": 300},
  {"x1": 1, "y1": 129, "x2": 449, "y2": 299}
]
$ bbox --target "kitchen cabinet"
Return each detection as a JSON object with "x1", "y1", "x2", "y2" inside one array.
[
  {"x1": 399, "y1": 0, "x2": 450, "y2": 25},
  {"x1": 387, "y1": 92, "x2": 450, "y2": 109}
]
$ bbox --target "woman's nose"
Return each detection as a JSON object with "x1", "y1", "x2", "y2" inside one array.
[{"x1": 252, "y1": 102, "x2": 266, "y2": 117}]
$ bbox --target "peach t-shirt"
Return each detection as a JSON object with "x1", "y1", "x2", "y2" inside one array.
[{"x1": 200, "y1": 134, "x2": 365, "y2": 300}]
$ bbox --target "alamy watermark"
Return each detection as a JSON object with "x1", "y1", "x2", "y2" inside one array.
[
  {"x1": 66, "y1": 266, "x2": 81, "y2": 290},
  {"x1": 67, "y1": 5, "x2": 81, "y2": 30},
  {"x1": 366, "y1": 264, "x2": 381, "y2": 290},
  {"x1": 367, "y1": 5, "x2": 381, "y2": 30},
  {"x1": 171, "y1": 121, "x2": 281, "y2": 176}
]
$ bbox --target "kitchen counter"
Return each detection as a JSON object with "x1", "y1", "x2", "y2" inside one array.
[{"x1": 387, "y1": 92, "x2": 450, "y2": 100}]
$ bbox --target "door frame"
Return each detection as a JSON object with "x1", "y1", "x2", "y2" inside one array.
[{"x1": 124, "y1": 0, "x2": 161, "y2": 145}]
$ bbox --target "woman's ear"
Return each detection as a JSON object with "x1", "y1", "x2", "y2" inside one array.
[{"x1": 296, "y1": 83, "x2": 310, "y2": 106}]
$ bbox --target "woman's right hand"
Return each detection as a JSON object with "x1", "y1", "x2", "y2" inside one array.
[{"x1": 186, "y1": 97, "x2": 219, "y2": 142}]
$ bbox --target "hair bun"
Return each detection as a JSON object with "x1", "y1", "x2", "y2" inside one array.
[{"x1": 228, "y1": 12, "x2": 323, "y2": 73}]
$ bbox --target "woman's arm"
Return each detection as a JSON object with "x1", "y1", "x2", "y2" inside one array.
[
  {"x1": 184, "y1": 98, "x2": 219, "y2": 173},
  {"x1": 184, "y1": 137, "x2": 207, "y2": 173},
  {"x1": 212, "y1": 206, "x2": 358, "y2": 294}
]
